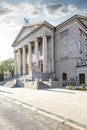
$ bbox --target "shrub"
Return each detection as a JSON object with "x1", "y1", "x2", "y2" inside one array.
[
  {"x1": 75, "y1": 85, "x2": 87, "y2": 90},
  {"x1": 66, "y1": 85, "x2": 72, "y2": 90}
]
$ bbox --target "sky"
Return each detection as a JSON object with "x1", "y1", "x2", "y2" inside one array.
[{"x1": 0, "y1": 0, "x2": 87, "y2": 62}]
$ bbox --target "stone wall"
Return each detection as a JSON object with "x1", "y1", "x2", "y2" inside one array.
[
  {"x1": 30, "y1": 71, "x2": 55, "y2": 81},
  {"x1": 55, "y1": 21, "x2": 80, "y2": 80},
  {"x1": 24, "y1": 79, "x2": 62, "y2": 89}
]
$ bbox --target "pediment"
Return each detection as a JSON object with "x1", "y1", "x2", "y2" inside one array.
[
  {"x1": 12, "y1": 23, "x2": 43, "y2": 47},
  {"x1": 12, "y1": 21, "x2": 54, "y2": 47},
  {"x1": 17, "y1": 26, "x2": 36, "y2": 42}
]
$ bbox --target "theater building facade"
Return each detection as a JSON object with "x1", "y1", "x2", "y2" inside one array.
[{"x1": 12, "y1": 15, "x2": 87, "y2": 85}]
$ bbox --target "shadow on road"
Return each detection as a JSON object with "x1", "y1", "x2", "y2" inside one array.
[
  {"x1": 40, "y1": 88, "x2": 76, "y2": 94},
  {"x1": 0, "y1": 90, "x2": 13, "y2": 94}
]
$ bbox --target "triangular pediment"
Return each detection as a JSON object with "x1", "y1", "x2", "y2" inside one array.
[
  {"x1": 56, "y1": 14, "x2": 87, "y2": 29},
  {"x1": 12, "y1": 22, "x2": 45, "y2": 47},
  {"x1": 12, "y1": 21, "x2": 54, "y2": 47},
  {"x1": 17, "y1": 25, "x2": 39, "y2": 42}
]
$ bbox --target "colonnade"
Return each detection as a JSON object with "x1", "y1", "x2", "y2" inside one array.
[{"x1": 14, "y1": 35, "x2": 49, "y2": 76}]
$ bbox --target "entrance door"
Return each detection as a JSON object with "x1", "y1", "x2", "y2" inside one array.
[
  {"x1": 41, "y1": 63, "x2": 43, "y2": 72},
  {"x1": 79, "y1": 73, "x2": 85, "y2": 84},
  {"x1": 62, "y1": 73, "x2": 67, "y2": 81}
]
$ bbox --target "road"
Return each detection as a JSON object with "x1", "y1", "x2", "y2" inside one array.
[{"x1": 0, "y1": 96, "x2": 73, "y2": 130}]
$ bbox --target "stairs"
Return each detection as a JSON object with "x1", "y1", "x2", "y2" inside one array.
[{"x1": 0, "y1": 76, "x2": 25, "y2": 88}]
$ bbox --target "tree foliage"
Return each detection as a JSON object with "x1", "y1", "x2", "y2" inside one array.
[{"x1": 0, "y1": 58, "x2": 14, "y2": 81}]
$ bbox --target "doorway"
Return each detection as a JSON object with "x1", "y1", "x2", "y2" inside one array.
[
  {"x1": 39, "y1": 60, "x2": 43, "y2": 72},
  {"x1": 79, "y1": 73, "x2": 85, "y2": 84},
  {"x1": 62, "y1": 73, "x2": 67, "y2": 81}
]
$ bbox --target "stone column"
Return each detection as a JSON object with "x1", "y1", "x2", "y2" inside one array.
[
  {"x1": 43, "y1": 34, "x2": 48, "y2": 73},
  {"x1": 23, "y1": 46, "x2": 26, "y2": 75},
  {"x1": 35, "y1": 39, "x2": 39, "y2": 69},
  {"x1": 18, "y1": 48, "x2": 22, "y2": 75},
  {"x1": 28, "y1": 43, "x2": 32, "y2": 74},
  {"x1": 51, "y1": 36, "x2": 54, "y2": 72},
  {"x1": 14, "y1": 50, "x2": 17, "y2": 76}
]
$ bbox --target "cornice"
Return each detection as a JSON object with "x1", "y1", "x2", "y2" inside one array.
[
  {"x1": 12, "y1": 22, "x2": 54, "y2": 47},
  {"x1": 12, "y1": 21, "x2": 54, "y2": 47}
]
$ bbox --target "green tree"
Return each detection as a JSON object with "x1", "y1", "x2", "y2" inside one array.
[{"x1": 0, "y1": 58, "x2": 14, "y2": 81}]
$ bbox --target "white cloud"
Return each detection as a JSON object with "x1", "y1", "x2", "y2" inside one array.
[
  {"x1": 0, "y1": 2, "x2": 41, "y2": 27},
  {"x1": 0, "y1": 1, "x2": 86, "y2": 61},
  {"x1": 68, "y1": 5, "x2": 78, "y2": 13},
  {"x1": 43, "y1": 3, "x2": 79, "y2": 18},
  {"x1": 0, "y1": 2, "x2": 41, "y2": 61},
  {"x1": 1, "y1": 2, "x2": 40, "y2": 18}
]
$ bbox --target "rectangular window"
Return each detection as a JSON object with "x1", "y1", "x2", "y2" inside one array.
[
  {"x1": 79, "y1": 73, "x2": 85, "y2": 84},
  {"x1": 60, "y1": 29, "x2": 69, "y2": 39},
  {"x1": 79, "y1": 29, "x2": 85, "y2": 36},
  {"x1": 79, "y1": 41, "x2": 81, "y2": 50},
  {"x1": 85, "y1": 34, "x2": 87, "y2": 40},
  {"x1": 85, "y1": 45, "x2": 87, "y2": 53},
  {"x1": 79, "y1": 29, "x2": 82, "y2": 36}
]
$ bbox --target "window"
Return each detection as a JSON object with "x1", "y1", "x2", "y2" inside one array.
[
  {"x1": 85, "y1": 45, "x2": 87, "y2": 53},
  {"x1": 79, "y1": 74, "x2": 85, "y2": 84},
  {"x1": 85, "y1": 34, "x2": 87, "y2": 40},
  {"x1": 79, "y1": 29, "x2": 82, "y2": 36},
  {"x1": 79, "y1": 29, "x2": 85, "y2": 36},
  {"x1": 79, "y1": 41, "x2": 81, "y2": 50},
  {"x1": 60, "y1": 29, "x2": 69, "y2": 38}
]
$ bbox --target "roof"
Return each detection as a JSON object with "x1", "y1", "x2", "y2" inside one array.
[
  {"x1": 12, "y1": 14, "x2": 87, "y2": 47},
  {"x1": 56, "y1": 14, "x2": 87, "y2": 29}
]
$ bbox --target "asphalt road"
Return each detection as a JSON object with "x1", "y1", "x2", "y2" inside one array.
[{"x1": 0, "y1": 96, "x2": 73, "y2": 130}]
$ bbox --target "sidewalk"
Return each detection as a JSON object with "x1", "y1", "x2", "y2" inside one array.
[{"x1": 0, "y1": 86, "x2": 87, "y2": 130}]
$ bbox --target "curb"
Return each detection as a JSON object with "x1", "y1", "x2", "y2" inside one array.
[{"x1": 0, "y1": 94, "x2": 87, "y2": 130}]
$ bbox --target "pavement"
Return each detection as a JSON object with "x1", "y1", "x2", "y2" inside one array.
[{"x1": 0, "y1": 86, "x2": 87, "y2": 130}]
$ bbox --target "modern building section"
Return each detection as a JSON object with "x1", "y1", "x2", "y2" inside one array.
[{"x1": 12, "y1": 15, "x2": 87, "y2": 85}]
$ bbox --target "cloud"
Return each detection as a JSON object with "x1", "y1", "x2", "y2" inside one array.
[
  {"x1": 43, "y1": 3, "x2": 63, "y2": 14},
  {"x1": 32, "y1": 10, "x2": 39, "y2": 15},
  {"x1": 0, "y1": 8, "x2": 9, "y2": 15},
  {"x1": 0, "y1": 1, "x2": 85, "y2": 28},
  {"x1": 0, "y1": 2, "x2": 40, "y2": 19},
  {"x1": 43, "y1": 3, "x2": 78, "y2": 18},
  {"x1": 68, "y1": 5, "x2": 78, "y2": 12},
  {"x1": 0, "y1": 3, "x2": 11, "y2": 16},
  {"x1": 0, "y1": 2, "x2": 41, "y2": 29},
  {"x1": 20, "y1": 3, "x2": 40, "y2": 17}
]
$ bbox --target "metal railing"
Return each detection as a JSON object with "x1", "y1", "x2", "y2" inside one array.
[{"x1": 62, "y1": 81, "x2": 76, "y2": 87}]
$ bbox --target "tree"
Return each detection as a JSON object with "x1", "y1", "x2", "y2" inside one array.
[{"x1": 0, "y1": 58, "x2": 14, "y2": 81}]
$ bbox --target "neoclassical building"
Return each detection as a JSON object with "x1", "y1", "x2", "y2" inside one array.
[{"x1": 12, "y1": 15, "x2": 87, "y2": 85}]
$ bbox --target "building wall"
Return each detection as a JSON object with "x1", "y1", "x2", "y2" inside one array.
[
  {"x1": 55, "y1": 20, "x2": 87, "y2": 80},
  {"x1": 13, "y1": 17, "x2": 87, "y2": 82},
  {"x1": 77, "y1": 66, "x2": 87, "y2": 85}
]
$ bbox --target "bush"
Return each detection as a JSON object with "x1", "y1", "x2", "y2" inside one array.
[
  {"x1": 66, "y1": 85, "x2": 72, "y2": 90},
  {"x1": 0, "y1": 58, "x2": 14, "y2": 81},
  {"x1": 75, "y1": 85, "x2": 87, "y2": 90}
]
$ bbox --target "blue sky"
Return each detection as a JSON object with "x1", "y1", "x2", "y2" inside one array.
[{"x1": 0, "y1": 0, "x2": 87, "y2": 61}]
